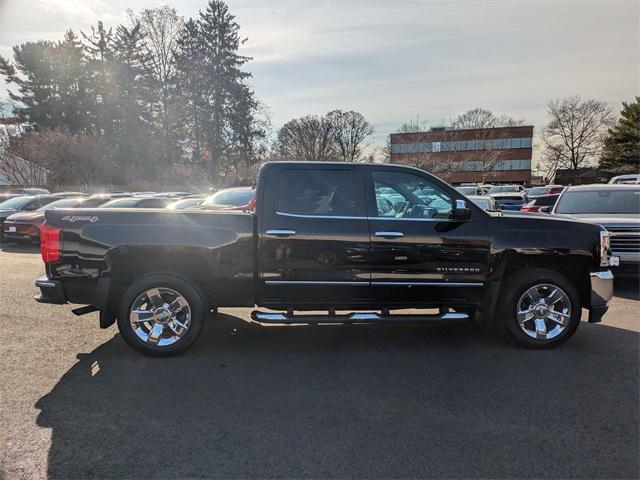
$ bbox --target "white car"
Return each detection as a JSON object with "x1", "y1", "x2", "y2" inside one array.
[{"x1": 609, "y1": 174, "x2": 640, "y2": 185}]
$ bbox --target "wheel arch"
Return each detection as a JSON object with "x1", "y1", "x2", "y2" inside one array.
[
  {"x1": 102, "y1": 247, "x2": 214, "y2": 326},
  {"x1": 485, "y1": 253, "x2": 591, "y2": 321}
]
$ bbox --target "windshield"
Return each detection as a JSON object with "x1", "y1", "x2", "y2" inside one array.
[
  {"x1": 0, "y1": 196, "x2": 33, "y2": 210},
  {"x1": 489, "y1": 185, "x2": 518, "y2": 194},
  {"x1": 36, "y1": 198, "x2": 84, "y2": 211},
  {"x1": 470, "y1": 197, "x2": 491, "y2": 209},
  {"x1": 99, "y1": 198, "x2": 142, "y2": 208},
  {"x1": 456, "y1": 186, "x2": 476, "y2": 195},
  {"x1": 202, "y1": 189, "x2": 254, "y2": 207},
  {"x1": 528, "y1": 187, "x2": 549, "y2": 196},
  {"x1": 555, "y1": 190, "x2": 640, "y2": 214}
]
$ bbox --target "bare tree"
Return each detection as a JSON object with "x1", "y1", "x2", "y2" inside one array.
[
  {"x1": 136, "y1": 7, "x2": 183, "y2": 89},
  {"x1": 452, "y1": 108, "x2": 523, "y2": 129},
  {"x1": 0, "y1": 148, "x2": 48, "y2": 186},
  {"x1": 326, "y1": 110, "x2": 374, "y2": 162},
  {"x1": 542, "y1": 96, "x2": 615, "y2": 171},
  {"x1": 274, "y1": 115, "x2": 338, "y2": 162}
]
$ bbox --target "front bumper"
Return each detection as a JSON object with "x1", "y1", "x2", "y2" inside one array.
[
  {"x1": 34, "y1": 276, "x2": 67, "y2": 304},
  {"x1": 588, "y1": 270, "x2": 613, "y2": 323}
]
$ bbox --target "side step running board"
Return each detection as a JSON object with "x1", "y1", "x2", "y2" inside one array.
[{"x1": 250, "y1": 310, "x2": 470, "y2": 325}]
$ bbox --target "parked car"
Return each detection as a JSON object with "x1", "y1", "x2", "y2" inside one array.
[
  {"x1": 99, "y1": 197, "x2": 173, "y2": 209},
  {"x1": 84, "y1": 193, "x2": 132, "y2": 204},
  {"x1": 51, "y1": 191, "x2": 87, "y2": 197},
  {"x1": 0, "y1": 195, "x2": 62, "y2": 240},
  {"x1": 10, "y1": 187, "x2": 50, "y2": 195},
  {"x1": 0, "y1": 193, "x2": 21, "y2": 202},
  {"x1": 488, "y1": 185, "x2": 525, "y2": 194},
  {"x1": 553, "y1": 184, "x2": 639, "y2": 277},
  {"x1": 527, "y1": 185, "x2": 565, "y2": 199},
  {"x1": 35, "y1": 162, "x2": 615, "y2": 356},
  {"x1": 609, "y1": 174, "x2": 640, "y2": 185},
  {"x1": 2, "y1": 196, "x2": 111, "y2": 243},
  {"x1": 152, "y1": 192, "x2": 195, "y2": 199},
  {"x1": 520, "y1": 194, "x2": 560, "y2": 213},
  {"x1": 467, "y1": 195, "x2": 497, "y2": 211},
  {"x1": 200, "y1": 186, "x2": 256, "y2": 211},
  {"x1": 490, "y1": 192, "x2": 529, "y2": 211},
  {"x1": 166, "y1": 196, "x2": 206, "y2": 210}
]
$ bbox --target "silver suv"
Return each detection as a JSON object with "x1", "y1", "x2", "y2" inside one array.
[{"x1": 553, "y1": 184, "x2": 639, "y2": 276}]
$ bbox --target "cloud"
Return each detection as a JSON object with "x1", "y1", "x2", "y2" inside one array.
[{"x1": 0, "y1": 0, "x2": 637, "y2": 153}]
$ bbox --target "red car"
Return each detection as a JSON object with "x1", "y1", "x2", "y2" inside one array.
[
  {"x1": 2, "y1": 195, "x2": 114, "y2": 243},
  {"x1": 520, "y1": 193, "x2": 560, "y2": 213},
  {"x1": 199, "y1": 186, "x2": 256, "y2": 211}
]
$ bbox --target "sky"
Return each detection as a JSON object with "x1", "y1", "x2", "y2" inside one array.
[{"x1": 0, "y1": 0, "x2": 638, "y2": 162}]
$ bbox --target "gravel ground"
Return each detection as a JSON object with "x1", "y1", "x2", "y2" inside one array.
[{"x1": 0, "y1": 244, "x2": 638, "y2": 479}]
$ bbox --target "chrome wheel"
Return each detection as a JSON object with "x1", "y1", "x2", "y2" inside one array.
[
  {"x1": 129, "y1": 287, "x2": 191, "y2": 347},
  {"x1": 516, "y1": 283, "x2": 572, "y2": 340}
]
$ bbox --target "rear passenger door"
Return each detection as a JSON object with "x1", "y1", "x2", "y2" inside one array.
[{"x1": 259, "y1": 165, "x2": 370, "y2": 308}]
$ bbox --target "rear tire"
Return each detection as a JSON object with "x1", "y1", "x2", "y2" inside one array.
[
  {"x1": 117, "y1": 274, "x2": 207, "y2": 356},
  {"x1": 499, "y1": 268, "x2": 581, "y2": 348}
]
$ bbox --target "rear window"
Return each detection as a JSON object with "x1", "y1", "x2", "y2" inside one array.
[
  {"x1": 36, "y1": 198, "x2": 84, "y2": 211},
  {"x1": 277, "y1": 169, "x2": 357, "y2": 216},
  {"x1": 0, "y1": 196, "x2": 33, "y2": 209},
  {"x1": 528, "y1": 187, "x2": 549, "y2": 196},
  {"x1": 99, "y1": 198, "x2": 142, "y2": 208},
  {"x1": 555, "y1": 190, "x2": 640, "y2": 214},
  {"x1": 533, "y1": 195, "x2": 558, "y2": 206}
]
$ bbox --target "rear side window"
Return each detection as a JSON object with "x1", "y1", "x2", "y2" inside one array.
[{"x1": 277, "y1": 169, "x2": 357, "y2": 217}]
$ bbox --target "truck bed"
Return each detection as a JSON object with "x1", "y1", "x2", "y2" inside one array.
[{"x1": 42, "y1": 208, "x2": 256, "y2": 308}]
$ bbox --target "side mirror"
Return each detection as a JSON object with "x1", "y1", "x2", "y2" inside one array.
[
  {"x1": 453, "y1": 199, "x2": 471, "y2": 221},
  {"x1": 539, "y1": 206, "x2": 551, "y2": 213}
]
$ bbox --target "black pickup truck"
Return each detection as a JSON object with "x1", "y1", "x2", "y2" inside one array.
[{"x1": 35, "y1": 162, "x2": 615, "y2": 356}]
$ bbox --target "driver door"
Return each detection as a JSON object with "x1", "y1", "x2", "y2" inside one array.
[{"x1": 366, "y1": 167, "x2": 489, "y2": 308}]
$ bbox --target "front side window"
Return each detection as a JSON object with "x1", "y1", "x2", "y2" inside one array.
[
  {"x1": 372, "y1": 171, "x2": 453, "y2": 219},
  {"x1": 277, "y1": 169, "x2": 357, "y2": 217}
]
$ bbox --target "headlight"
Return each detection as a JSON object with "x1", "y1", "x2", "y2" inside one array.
[{"x1": 600, "y1": 230, "x2": 611, "y2": 267}]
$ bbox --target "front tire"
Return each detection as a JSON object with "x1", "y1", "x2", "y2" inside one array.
[
  {"x1": 117, "y1": 274, "x2": 207, "y2": 356},
  {"x1": 499, "y1": 268, "x2": 581, "y2": 348}
]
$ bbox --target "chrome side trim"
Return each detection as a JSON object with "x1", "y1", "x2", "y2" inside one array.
[
  {"x1": 276, "y1": 211, "x2": 365, "y2": 220},
  {"x1": 275, "y1": 211, "x2": 455, "y2": 223},
  {"x1": 266, "y1": 229, "x2": 296, "y2": 236},
  {"x1": 251, "y1": 310, "x2": 470, "y2": 324},
  {"x1": 372, "y1": 281, "x2": 484, "y2": 287},
  {"x1": 264, "y1": 280, "x2": 483, "y2": 287},
  {"x1": 265, "y1": 280, "x2": 369, "y2": 286},
  {"x1": 35, "y1": 280, "x2": 57, "y2": 288}
]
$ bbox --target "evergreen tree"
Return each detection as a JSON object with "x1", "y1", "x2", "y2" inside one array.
[
  {"x1": 82, "y1": 21, "x2": 116, "y2": 137},
  {"x1": 109, "y1": 21, "x2": 156, "y2": 180},
  {"x1": 195, "y1": 0, "x2": 261, "y2": 179},
  {"x1": 0, "y1": 41, "x2": 62, "y2": 129},
  {"x1": 600, "y1": 97, "x2": 640, "y2": 174},
  {"x1": 175, "y1": 18, "x2": 206, "y2": 165}
]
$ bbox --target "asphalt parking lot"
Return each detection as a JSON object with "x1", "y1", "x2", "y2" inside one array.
[{"x1": 0, "y1": 244, "x2": 638, "y2": 479}]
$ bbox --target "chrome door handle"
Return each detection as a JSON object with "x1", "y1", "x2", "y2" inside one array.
[
  {"x1": 266, "y1": 229, "x2": 296, "y2": 237},
  {"x1": 375, "y1": 231, "x2": 404, "y2": 238}
]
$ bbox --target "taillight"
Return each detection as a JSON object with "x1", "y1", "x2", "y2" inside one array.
[{"x1": 41, "y1": 224, "x2": 61, "y2": 263}]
